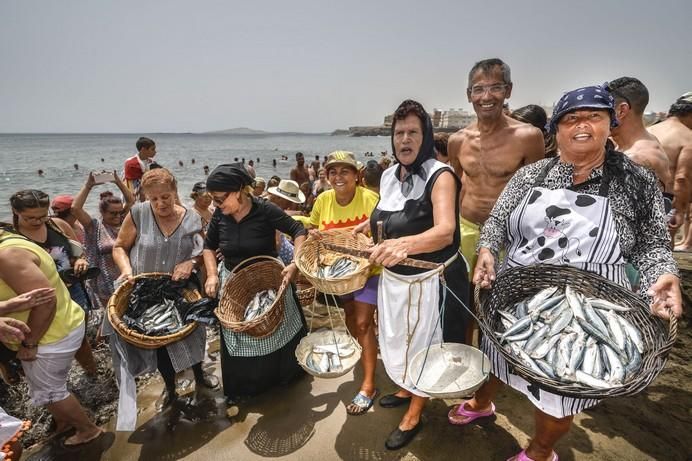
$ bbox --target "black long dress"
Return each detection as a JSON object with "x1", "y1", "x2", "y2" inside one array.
[
  {"x1": 205, "y1": 197, "x2": 308, "y2": 401},
  {"x1": 370, "y1": 158, "x2": 469, "y2": 343}
]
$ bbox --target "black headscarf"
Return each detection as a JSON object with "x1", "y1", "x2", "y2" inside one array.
[
  {"x1": 206, "y1": 163, "x2": 253, "y2": 192},
  {"x1": 390, "y1": 99, "x2": 436, "y2": 195}
]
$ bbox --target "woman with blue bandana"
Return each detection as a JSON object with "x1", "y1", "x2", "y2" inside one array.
[{"x1": 449, "y1": 85, "x2": 682, "y2": 461}]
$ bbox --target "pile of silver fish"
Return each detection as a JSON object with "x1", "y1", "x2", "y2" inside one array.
[
  {"x1": 496, "y1": 286, "x2": 644, "y2": 389},
  {"x1": 306, "y1": 342, "x2": 356, "y2": 374},
  {"x1": 316, "y1": 256, "x2": 358, "y2": 279},
  {"x1": 123, "y1": 298, "x2": 184, "y2": 336},
  {"x1": 243, "y1": 289, "x2": 277, "y2": 321}
]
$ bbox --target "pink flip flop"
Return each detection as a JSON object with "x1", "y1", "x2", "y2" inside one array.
[
  {"x1": 447, "y1": 400, "x2": 496, "y2": 426},
  {"x1": 507, "y1": 449, "x2": 558, "y2": 461}
]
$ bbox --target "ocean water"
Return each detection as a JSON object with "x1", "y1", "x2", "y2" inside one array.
[{"x1": 0, "y1": 133, "x2": 391, "y2": 220}]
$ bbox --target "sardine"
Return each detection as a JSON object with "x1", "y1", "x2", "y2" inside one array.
[
  {"x1": 527, "y1": 286, "x2": 559, "y2": 311},
  {"x1": 602, "y1": 345, "x2": 625, "y2": 384},
  {"x1": 566, "y1": 286, "x2": 585, "y2": 321},
  {"x1": 535, "y1": 359, "x2": 557, "y2": 379},
  {"x1": 583, "y1": 299, "x2": 610, "y2": 338},
  {"x1": 567, "y1": 334, "x2": 587, "y2": 374},
  {"x1": 617, "y1": 315, "x2": 644, "y2": 354},
  {"x1": 530, "y1": 334, "x2": 561, "y2": 359},
  {"x1": 604, "y1": 310, "x2": 626, "y2": 351},
  {"x1": 548, "y1": 306, "x2": 573, "y2": 336},
  {"x1": 575, "y1": 370, "x2": 611, "y2": 389},
  {"x1": 500, "y1": 315, "x2": 533, "y2": 341},
  {"x1": 524, "y1": 324, "x2": 550, "y2": 354},
  {"x1": 515, "y1": 301, "x2": 528, "y2": 319},
  {"x1": 589, "y1": 298, "x2": 632, "y2": 312}
]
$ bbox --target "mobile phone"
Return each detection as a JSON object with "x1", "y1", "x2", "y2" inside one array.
[{"x1": 93, "y1": 171, "x2": 115, "y2": 184}]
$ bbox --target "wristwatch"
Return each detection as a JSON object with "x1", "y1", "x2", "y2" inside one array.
[{"x1": 21, "y1": 341, "x2": 38, "y2": 349}]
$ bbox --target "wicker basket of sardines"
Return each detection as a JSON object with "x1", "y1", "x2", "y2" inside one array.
[
  {"x1": 108, "y1": 272, "x2": 201, "y2": 349},
  {"x1": 476, "y1": 265, "x2": 677, "y2": 399},
  {"x1": 216, "y1": 256, "x2": 288, "y2": 338},
  {"x1": 295, "y1": 229, "x2": 372, "y2": 296}
]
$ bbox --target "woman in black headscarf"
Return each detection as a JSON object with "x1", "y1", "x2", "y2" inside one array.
[
  {"x1": 202, "y1": 163, "x2": 308, "y2": 405},
  {"x1": 354, "y1": 100, "x2": 469, "y2": 450}
]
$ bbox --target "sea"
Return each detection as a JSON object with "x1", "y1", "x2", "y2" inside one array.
[{"x1": 0, "y1": 133, "x2": 391, "y2": 221}]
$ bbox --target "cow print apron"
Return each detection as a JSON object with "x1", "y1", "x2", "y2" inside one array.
[{"x1": 483, "y1": 158, "x2": 629, "y2": 417}]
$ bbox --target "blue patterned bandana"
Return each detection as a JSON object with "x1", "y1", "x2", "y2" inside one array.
[{"x1": 547, "y1": 85, "x2": 619, "y2": 134}]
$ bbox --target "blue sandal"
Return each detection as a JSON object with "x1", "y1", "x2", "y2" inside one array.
[{"x1": 346, "y1": 389, "x2": 379, "y2": 416}]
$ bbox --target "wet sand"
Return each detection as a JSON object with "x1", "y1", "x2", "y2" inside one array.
[{"x1": 22, "y1": 269, "x2": 691, "y2": 461}]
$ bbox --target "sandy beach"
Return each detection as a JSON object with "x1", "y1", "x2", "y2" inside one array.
[{"x1": 21, "y1": 262, "x2": 691, "y2": 461}]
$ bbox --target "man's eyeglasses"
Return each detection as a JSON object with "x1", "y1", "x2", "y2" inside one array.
[{"x1": 468, "y1": 84, "x2": 508, "y2": 97}]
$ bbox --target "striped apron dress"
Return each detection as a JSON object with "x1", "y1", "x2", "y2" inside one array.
[{"x1": 482, "y1": 159, "x2": 629, "y2": 417}]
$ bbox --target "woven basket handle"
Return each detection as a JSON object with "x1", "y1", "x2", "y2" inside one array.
[
  {"x1": 665, "y1": 308, "x2": 678, "y2": 345},
  {"x1": 228, "y1": 255, "x2": 285, "y2": 277}
]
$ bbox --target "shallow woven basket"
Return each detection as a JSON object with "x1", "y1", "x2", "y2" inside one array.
[
  {"x1": 216, "y1": 256, "x2": 287, "y2": 338},
  {"x1": 107, "y1": 272, "x2": 200, "y2": 350},
  {"x1": 476, "y1": 265, "x2": 677, "y2": 399},
  {"x1": 295, "y1": 229, "x2": 372, "y2": 295},
  {"x1": 295, "y1": 329, "x2": 362, "y2": 378}
]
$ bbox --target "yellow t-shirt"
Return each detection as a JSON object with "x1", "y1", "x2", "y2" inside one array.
[
  {"x1": 309, "y1": 187, "x2": 378, "y2": 231},
  {"x1": 309, "y1": 187, "x2": 381, "y2": 275},
  {"x1": 0, "y1": 234, "x2": 84, "y2": 350}
]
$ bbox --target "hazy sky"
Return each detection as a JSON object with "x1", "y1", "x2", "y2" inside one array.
[{"x1": 1, "y1": 0, "x2": 690, "y2": 133}]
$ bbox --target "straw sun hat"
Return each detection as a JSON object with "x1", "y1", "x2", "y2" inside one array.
[{"x1": 267, "y1": 179, "x2": 305, "y2": 204}]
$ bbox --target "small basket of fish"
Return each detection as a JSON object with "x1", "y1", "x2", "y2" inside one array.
[
  {"x1": 407, "y1": 343, "x2": 491, "y2": 399},
  {"x1": 295, "y1": 329, "x2": 362, "y2": 378},
  {"x1": 295, "y1": 228, "x2": 372, "y2": 296},
  {"x1": 476, "y1": 265, "x2": 677, "y2": 399},
  {"x1": 107, "y1": 272, "x2": 201, "y2": 349},
  {"x1": 216, "y1": 256, "x2": 288, "y2": 338}
]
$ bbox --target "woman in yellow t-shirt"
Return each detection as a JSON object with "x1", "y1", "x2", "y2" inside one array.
[
  {"x1": 308, "y1": 151, "x2": 380, "y2": 416},
  {"x1": 0, "y1": 226, "x2": 103, "y2": 446}
]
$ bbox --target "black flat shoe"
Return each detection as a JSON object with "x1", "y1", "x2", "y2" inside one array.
[
  {"x1": 384, "y1": 420, "x2": 422, "y2": 450},
  {"x1": 379, "y1": 393, "x2": 411, "y2": 408}
]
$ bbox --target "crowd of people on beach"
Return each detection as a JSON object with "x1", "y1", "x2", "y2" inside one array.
[{"x1": 0, "y1": 57, "x2": 690, "y2": 460}]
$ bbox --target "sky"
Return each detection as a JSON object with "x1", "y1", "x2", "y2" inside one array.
[{"x1": 1, "y1": 0, "x2": 690, "y2": 133}]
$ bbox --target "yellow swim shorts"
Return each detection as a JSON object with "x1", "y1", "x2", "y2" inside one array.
[{"x1": 460, "y1": 216, "x2": 480, "y2": 281}]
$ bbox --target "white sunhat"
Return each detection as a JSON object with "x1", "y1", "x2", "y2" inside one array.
[{"x1": 267, "y1": 179, "x2": 305, "y2": 204}]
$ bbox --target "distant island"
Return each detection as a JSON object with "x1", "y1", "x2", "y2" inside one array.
[{"x1": 203, "y1": 127, "x2": 327, "y2": 136}]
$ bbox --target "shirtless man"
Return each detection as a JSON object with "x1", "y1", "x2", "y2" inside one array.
[
  {"x1": 608, "y1": 77, "x2": 671, "y2": 189},
  {"x1": 290, "y1": 152, "x2": 310, "y2": 185},
  {"x1": 449, "y1": 58, "x2": 545, "y2": 278},
  {"x1": 649, "y1": 92, "x2": 692, "y2": 249}
]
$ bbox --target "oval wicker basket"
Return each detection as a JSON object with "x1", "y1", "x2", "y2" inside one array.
[
  {"x1": 216, "y1": 256, "x2": 287, "y2": 338},
  {"x1": 107, "y1": 272, "x2": 200, "y2": 350},
  {"x1": 295, "y1": 229, "x2": 372, "y2": 296},
  {"x1": 295, "y1": 329, "x2": 362, "y2": 378},
  {"x1": 476, "y1": 265, "x2": 677, "y2": 399}
]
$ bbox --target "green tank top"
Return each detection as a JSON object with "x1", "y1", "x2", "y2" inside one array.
[{"x1": 0, "y1": 233, "x2": 84, "y2": 350}]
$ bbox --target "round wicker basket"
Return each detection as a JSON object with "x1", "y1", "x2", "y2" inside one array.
[
  {"x1": 216, "y1": 256, "x2": 287, "y2": 338},
  {"x1": 295, "y1": 229, "x2": 372, "y2": 295},
  {"x1": 107, "y1": 272, "x2": 200, "y2": 350},
  {"x1": 295, "y1": 329, "x2": 362, "y2": 379},
  {"x1": 476, "y1": 265, "x2": 677, "y2": 399}
]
